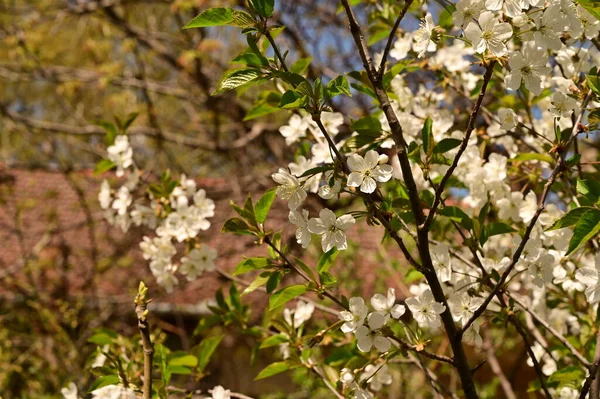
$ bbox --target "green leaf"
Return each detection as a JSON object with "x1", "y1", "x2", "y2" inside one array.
[
  {"x1": 183, "y1": 8, "x2": 235, "y2": 28},
  {"x1": 269, "y1": 285, "x2": 307, "y2": 310},
  {"x1": 326, "y1": 75, "x2": 351, "y2": 98},
  {"x1": 94, "y1": 159, "x2": 115, "y2": 175},
  {"x1": 382, "y1": 60, "x2": 411, "y2": 89},
  {"x1": 120, "y1": 112, "x2": 139, "y2": 131},
  {"x1": 95, "y1": 120, "x2": 117, "y2": 145},
  {"x1": 169, "y1": 365, "x2": 192, "y2": 375},
  {"x1": 255, "y1": 361, "x2": 295, "y2": 380},
  {"x1": 230, "y1": 283, "x2": 242, "y2": 310},
  {"x1": 576, "y1": 0, "x2": 600, "y2": 20},
  {"x1": 232, "y1": 52, "x2": 268, "y2": 67},
  {"x1": 249, "y1": 0, "x2": 275, "y2": 18},
  {"x1": 222, "y1": 218, "x2": 254, "y2": 235},
  {"x1": 299, "y1": 165, "x2": 334, "y2": 178},
  {"x1": 266, "y1": 271, "x2": 283, "y2": 293},
  {"x1": 486, "y1": 222, "x2": 517, "y2": 238},
  {"x1": 88, "y1": 375, "x2": 120, "y2": 392},
  {"x1": 548, "y1": 365, "x2": 585, "y2": 388},
  {"x1": 234, "y1": 257, "x2": 270, "y2": 275},
  {"x1": 231, "y1": 10, "x2": 257, "y2": 27},
  {"x1": 244, "y1": 91, "x2": 282, "y2": 120},
  {"x1": 255, "y1": 189, "x2": 277, "y2": 224},
  {"x1": 260, "y1": 334, "x2": 289, "y2": 349},
  {"x1": 512, "y1": 153, "x2": 554, "y2": 164},
  {"x1": 278, "y1": 90, "x2": 308, "y2": 109},
  {"x1": 319, "y1": 271, "x2": 337, "y2": 286},
  {"x1": 169, "y1": 354, "x2": 198, "y2": 368},
  {"x1": 438, "y1": 206, "x2": 473, "y2": 230},
  {"x1": 434, "y1": 138, "x2": 461, "y2": 154},
  {"x1": 421, "y1": 117, "x2": 434, "y2": 157},
  {"x1": 566, "y1": 209, "x2": 600, "y2": 255},
  {"x1": 290, "y1": 57, "x2": 312, "y2": 74},
  {"x1": 587, "y1": 72, "x2": 600, "y2": 97},
  {"x1": 213, "y1": 68, "x2": 261, "y2": 95},
  {"x1": 548, "y1": 207, "x2": 596, "y2": 231},
  {"x1": 88, "y1": 329, "x2": 118, "y2": 345},
  {"x1": 242, "y1": 273, "x2": 270, "y2": 296},
  {"x1": 194, "y1": 335, "x2": 224, "y2": 372},
  {"x1": 317, "y1": 248, "x2": 338, "y2": 273},
  {"x1": 351, "y1": 115, "x2": 382, "y2": 136},
  {"x1": 577, "y1": 179, "x2": 600, "y2": 203}
]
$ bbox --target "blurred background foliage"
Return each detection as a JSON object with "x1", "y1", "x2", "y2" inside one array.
[{"x1": 0, "y1": 1, "x2": 370, "y2": 397}]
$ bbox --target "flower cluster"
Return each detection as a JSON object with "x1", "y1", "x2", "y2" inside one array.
[{"x1": 99, "y1": 137, "x2": 218, "y2": 292}]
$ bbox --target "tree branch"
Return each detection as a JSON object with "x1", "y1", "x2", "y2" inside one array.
[{"x1": 134, "y1": 282, "x2": 154, "y2": 399}]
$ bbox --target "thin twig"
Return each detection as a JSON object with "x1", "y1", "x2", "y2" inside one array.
[
  {"x1": 377, "y1": 0, "x2": 415, "y2": 77},
  {"x1": 134, "y1": 282, "x2": 154, "y2": 399}
]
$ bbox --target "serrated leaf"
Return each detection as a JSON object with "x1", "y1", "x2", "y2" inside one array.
[
  {"x1": 213, "y1": 68, "x2": 261, "y2": 95},
  {"x1": 548, "y1": 207, "x2": 595, "y2": 231},
  {"x1": 269, "y1": 285, "x2": 307, "y2": 310},
  {"x1": 278, "y1": 90, "x2": 308, "y2": 109},
  {"x1": 255, "y1": 189, "x2": 276, "y2": 224},
  {"x1": 183, "y1": 8, "x2": 235, "y2": 28},
  {"x1": 326, "y1": 75, "x2": 351, "y2": 98},
  {"x1": 249, "y1": 0, "x2": 275, "y2": 18},
  {"x1": 566, "y1": 209, "x2": 600, "y2": 255}
]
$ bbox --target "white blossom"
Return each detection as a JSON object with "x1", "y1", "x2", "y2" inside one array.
[
  {"x1": 339, "y1": 297, "x2": 368, "y2": 333},
  {"x1": 347, "y1": 150, "x2": 393, "y2": 194},
  {"x1": 505, "y1": 42, "x2": 551, "y2": 96},
  {"x1": 370, "y1": 288, "x2": 406, "y2": 322},
  {"x1": 98, "y1": 180, "x2": 112, "y2": 209},
  {"x1": 575, "y1": 255, "x2": 600, "y2": 303},
  {"x1": 211, "y1": 386, "x2": 231, "y2": 399},
  {"x1": 107, "y1": 135, "x2": 133, "y2": 177},
  {"x1": 307, "y1": 208, "x2": 355, "y2": 252},
  {"x1": 405, "y1": 289, "x2": 446, "y2": 329},
  {"x1": 279, "y1": 114, "x2": 309, "y2": 145},
  {"x1": 180, "y1": 244, "x2": 217, "y2": 280},
  {"x1": 289, "y1": 209, "x2": 312, "y2": 248},
  {"x1": 91, "y1": 385, "x2": 138, "y2": 399},
  {"x1": 272, "y1": 168, "x2": 307, "y2": 210},
  {"x1": 354, "y1": 312, "x2": 392, "y2": 352},
  {"x1": 464, "y1": 12, "x2": 512, "y2": 57},
  {"x1": 413, "y1": 13, "x2": 437, "y2": 57},
  {"x1": 359, "y1": 364, "x2": 393, "y2": 392}
]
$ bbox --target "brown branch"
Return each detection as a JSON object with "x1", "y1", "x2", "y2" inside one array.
[
  {"x1": 483, "y1": 330, "x2": 517, "y2": 399},
  {"x1": 0, "y1": 105, "x2": 273, "y2": 150},
  {"x1": 134, "y1": 282, "x2": 154, "y2": 399},
  {"x1": 507, "y1": 292, "x2": 590, "y2": 367},
  {"x1": 424, "y1": 61, "x2": 496, "y2": 230},
  {"x1": 461, "y1": 92, "x2": 593, "y2": 336},
  {"x1": 377, "y1": 0, "x2": 415, "y2": 77},
  {"x1": 338, "y1": 2, "x2": 478, "y2": 397}
]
